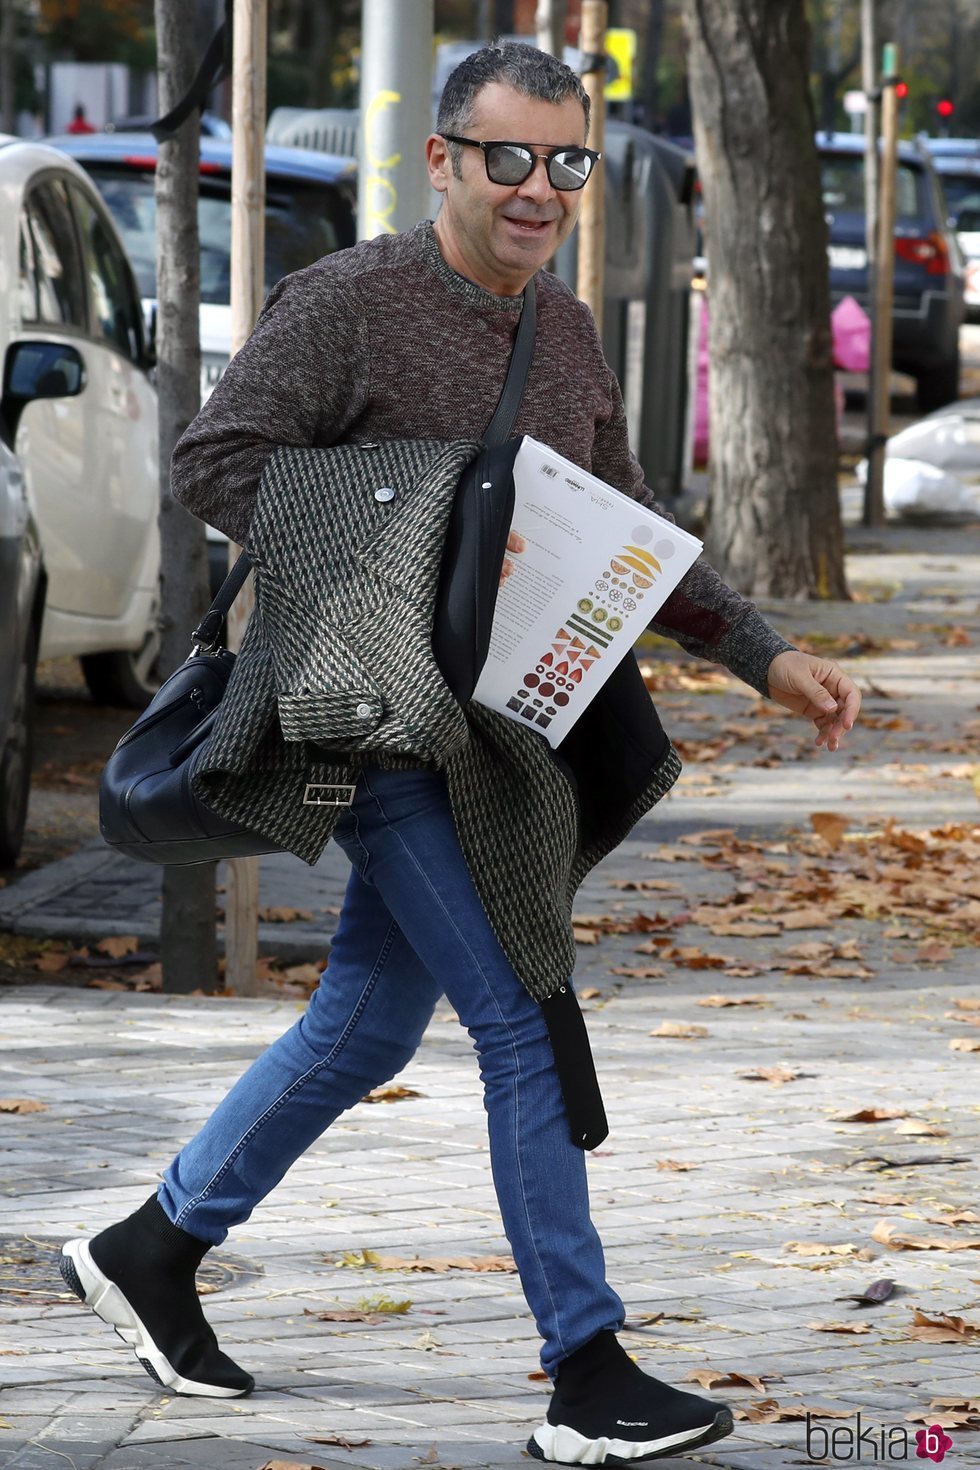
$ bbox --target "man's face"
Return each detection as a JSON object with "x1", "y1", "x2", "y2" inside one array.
[{"x1": 427, "y1": 81, "x2": 589, "y2": 295}]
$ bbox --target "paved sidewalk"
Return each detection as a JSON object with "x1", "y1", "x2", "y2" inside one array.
[{"x1": 1, "y1": 527, "x2": 978, "y2": 1469}]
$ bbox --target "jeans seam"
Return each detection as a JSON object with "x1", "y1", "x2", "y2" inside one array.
[{"x1": 173, "y1": 918, "x2": 400, "y2": 1228}]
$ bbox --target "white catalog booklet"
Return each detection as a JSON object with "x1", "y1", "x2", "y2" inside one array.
[{"x1": 472, "y1": 436, "x2": 703, "y2": 747}]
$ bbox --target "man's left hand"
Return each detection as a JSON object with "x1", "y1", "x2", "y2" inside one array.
[{"x1": 767, "y1": 650, "x2": 862, "y2": 753}]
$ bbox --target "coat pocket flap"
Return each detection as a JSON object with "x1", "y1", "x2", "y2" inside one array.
[{"x1": 277, "y1": 689, "x2": 384, "y2": 744}]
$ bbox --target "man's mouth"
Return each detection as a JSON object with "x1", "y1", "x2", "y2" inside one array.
[{"x1": 503, "y1": 215, "x2": 555, "y2": 234}]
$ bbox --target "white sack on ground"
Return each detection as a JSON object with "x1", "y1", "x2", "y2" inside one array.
[
  {"x1": 856, "y1": 455, "x2": 980, "y2": 518},
  {"x1": 884, "y1": 400, "x2": 980, "y2": 475}
]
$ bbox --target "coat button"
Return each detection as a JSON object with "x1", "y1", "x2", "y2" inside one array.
[
  {"x1": 374, "y1": 486, "x2": 396, "y2": 502},
  {"x1": 356, "y1": 703, "x2": 373, "y2": 719}
]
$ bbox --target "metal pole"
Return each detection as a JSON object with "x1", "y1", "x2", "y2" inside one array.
[
  {"x1": 0, "y1": 0, "x2": 16, "y2": 134},
  {"x1": 536, "y1": 0, "x2": 565, "y2": 56},
  {"x1": 224, "y1": 0, "x2": 268, "y2": 997},
  {"x1": 577, "y1": 0, "x2": 607, "y2": 333},
  {"x1": 358, "y1": 0, "x2": 434, "y2": 241},
  {"x1": 861, "y1": 0, "x2": 881, "y2": 526},
  {"x1": 866, "y1": 41, "x2": 900, "y2": 530}
]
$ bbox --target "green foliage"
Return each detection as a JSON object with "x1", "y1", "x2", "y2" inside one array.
[{"x1": 39, "y1": 0, "x2": 155, "y2": 66}]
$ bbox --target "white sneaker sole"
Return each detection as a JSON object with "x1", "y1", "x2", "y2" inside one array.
[
  {"x1": 59, "y1": 1238, "x2": 249, "y2": 1399},
  {"x1": 527, "y1": 1406, "x2": 735, "y2": 1464}
]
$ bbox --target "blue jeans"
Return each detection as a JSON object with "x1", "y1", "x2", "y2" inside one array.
[{"x1": 159, "y1": 765, "x2": 624, "y2": 1374}]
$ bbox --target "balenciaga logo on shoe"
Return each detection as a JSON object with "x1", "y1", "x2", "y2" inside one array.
[{"x1": 616, "y1": 1420, "x2": 649, "y2": 1427}]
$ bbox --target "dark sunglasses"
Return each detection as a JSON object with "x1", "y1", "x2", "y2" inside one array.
[{"x1": 440, "y1": 134, "x2": 601, "y2": 191}]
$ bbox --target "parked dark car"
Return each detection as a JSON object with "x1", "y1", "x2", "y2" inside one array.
[
  {"x1": 0, "y1": 435, "x2": 44, "y2": 866},
  {"x1": 818, "y1": 132, "x2": 966, "y2": 411},
  {"x1": 52, "y1": 132, "x2": 357, "y2": 592}
]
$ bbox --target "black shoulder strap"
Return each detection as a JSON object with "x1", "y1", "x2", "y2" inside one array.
[
  {"x1": 483, "y1": 277, "x2": 537, "y2": 447},
  {"x1": 151, "y1": 0, "x2": 232, "y2": 143}
]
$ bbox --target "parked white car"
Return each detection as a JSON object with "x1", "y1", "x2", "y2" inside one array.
[{"x1": 0, "y1": 135, "x2": 159, "y2": 705}]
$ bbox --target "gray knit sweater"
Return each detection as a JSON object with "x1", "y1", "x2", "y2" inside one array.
[{"x1": 172, "y1": 219, "x2": 793, "y2": 694}]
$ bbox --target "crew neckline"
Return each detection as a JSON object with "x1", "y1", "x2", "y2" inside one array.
[{"x1": 418, "y1": 219, "x2": 527, "y2": 313}]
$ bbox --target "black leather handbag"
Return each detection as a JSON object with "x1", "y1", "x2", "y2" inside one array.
[
  {"x1": 98, "y1": 555, "x2": 285, "y2": 865},
  {"x1": 98, "y1": 280, "x2": 537, "y2": 867}
]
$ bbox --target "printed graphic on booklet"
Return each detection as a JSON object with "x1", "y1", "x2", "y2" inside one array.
[{"x1": 473, "y1": 437, "x2": 702, "y2": 747}]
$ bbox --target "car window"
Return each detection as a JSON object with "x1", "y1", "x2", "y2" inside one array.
[
  {"x1": 939, "y1": 172, "x2": 980, "y2": 215},
  {"x1": 18, "y1": 214, "x2": 40, "y2": 322},
  {"x1": 22, "y1": 179, "x2": 88, "y2": 328},
  {"x1": 86, "y1": 163, "x2": 352, "y2": 305},
  {"x1": 820, "y1": 156, "x2": 921, "y2": 221},
  {"x1": 68, "y1": 182, "x2": 144, "y2": 362}
]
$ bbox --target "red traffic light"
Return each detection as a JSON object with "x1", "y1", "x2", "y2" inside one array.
[
  {"x1": 937, "y1": 98, "x2": 955, "y2": 118},
  {"x1": 895, "y1": 81, "x2": 908, "y2": 100}
]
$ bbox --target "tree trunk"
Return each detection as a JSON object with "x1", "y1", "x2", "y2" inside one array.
[
  {"x1": 683, "y1": 0, "x2": 847, "y2": 599},
  {"x1": 154, "y1": 0, "x2": 219, "y2": 993},
  {"x1": 0, "y1": 0, "x2": 17, "y2": 134}
]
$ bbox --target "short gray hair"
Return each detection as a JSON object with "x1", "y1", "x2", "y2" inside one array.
[{"x1": 437, "y1": 42, "x2": 590, "y2": 178}]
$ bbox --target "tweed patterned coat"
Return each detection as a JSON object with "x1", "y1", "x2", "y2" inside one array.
[{"x1": 192, "y1": 437, "x2": 682, "y2": 1004}]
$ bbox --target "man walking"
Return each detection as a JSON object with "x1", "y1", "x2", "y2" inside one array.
[{"x1": 61, "y1": 43, "x2": 859, "y2": 1465}]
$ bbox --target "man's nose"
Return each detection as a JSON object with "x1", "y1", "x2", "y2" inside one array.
[{"x1": 516, "y1": 155, "x2": 556, "y2": 202}]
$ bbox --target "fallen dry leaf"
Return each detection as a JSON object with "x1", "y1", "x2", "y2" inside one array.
[
  {"x1": 894, "y1": 1119, "x2": 947, "y2": 1137},
  {"x1": 785, "y1": 1241, "x2": 863, "y2": 1258},
  {"x1": 926, "y1": 1209, "x2": 980, "y2": 1225},
  {"x1": 872, "y1": 1219, "x2": 980, "y2": 1252},
  {"x1": 573, "y1": 925, "x2": 602, "y2": 945},
  {"x1": 950, "y1": 1037, "x2": 980, "y2": 1052},
  {"x1": 734, "y1": 1399, "x2": 853, "y2": 1424},
  {"x1": 0, "y1": 1098, "x2": 48, "y2": 1114},
  {"x1": 656, "y1": 1158, "x2": 698, "y2": 1171},
  {"x1": 303, "y1": 1304, "x2": 409, "y2": 1324},
  {"x1": 527, "y1": 1369, "x2": 550, "y2": 1381},
  {"x1": 334, "y1": 1251, "x2": 517, "y2": 1273},
  {"x1": 361, "y1": 1086, "x2": 425, "y2": 1104},
  {"x1": 778, "y1": 909, "x2": 833, "y2": 931},
  {"x1": 739, "y1": 1066, "x2": 802, "y2": 1085},
  {"x1": 93, "y1": 934, "x2": 140, "y2": 958},
  {"x1": 579, "y1": 987, "x2": 602, "y2": 1000},
  {"x1": 649, "y1": 1021, "x2": 709, "y2": 1039},
  {"x1": 808, "y1": 1320, "x2": 872, "y2": 1334},
  {"x1": 696, "y1": 994, "x2": 767, "y2": 1008},
  {"x1": 259, "y1": 1461, "x2": 327, "y2": 1470},
  {"x1": 833, "y1": 1107, "x2": 908, "y2": 1123},
  {"x1": 952, "y1": 998, "x2": 980, "y2": 1012},
  {"x1": 684, "y1": 1368, "x2": 772, "y2": 1393},
  {"x1": 905, "y1": 1308, "x2": 980, "y2": 1344},
  {"x1": 34, "y1": 950, "x2": 70, "y2": 973},
  {"x1": 257, "y1": 906, "x2": 314, "y2": 923},
  {"x1": 609, "y1": 965, "x2": 665, "y2": 979},
  {"x1": 810, "y1": 812, "x2": 851, "y2": 849}
]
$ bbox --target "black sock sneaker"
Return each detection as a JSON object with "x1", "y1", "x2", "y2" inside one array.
[
  {"x1": 60, "y1": 1195, "x2": 254, "y2": 1398},
  {"x1": 527, "y1": 1330, "x2": 734, "y2": 1464}
]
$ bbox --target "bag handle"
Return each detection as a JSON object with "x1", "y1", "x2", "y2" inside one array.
[
  {"x1": 482, "y1": 277, "x2": 537, "y2": 447},
  {"x1": 190, "y1": 547, "x2": 253, "y2": 652},
  {"x1": 193, "y1": 274, "x2": 538, "y2": 645}
]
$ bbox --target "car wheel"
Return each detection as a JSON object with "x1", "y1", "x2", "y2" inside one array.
[
  {"x1": 0, "y1": 624, "x2": 37, "y2": 868},
  {"x1": 80, "y1": 623, "x2": 162, "y2": 708},
  {"x1": 916, "y1": 350, "x2": 961, "y2": 414}
]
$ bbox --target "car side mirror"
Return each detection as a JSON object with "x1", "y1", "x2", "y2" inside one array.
[{"x1": 2, "y1": 340, "x2": 85, "y2": 439}]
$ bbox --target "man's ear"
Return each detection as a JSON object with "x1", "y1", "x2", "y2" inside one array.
[{"x1": 426, "y1": 133, "x2": 452, "y2": 194}]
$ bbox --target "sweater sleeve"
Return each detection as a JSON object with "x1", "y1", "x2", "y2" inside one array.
[
  {"x1": 590, "y1": 364, "x2": 795, "y2": 698},
  {"x1": 170, "y1": 269, "x2": 369, "y2": 546}
]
